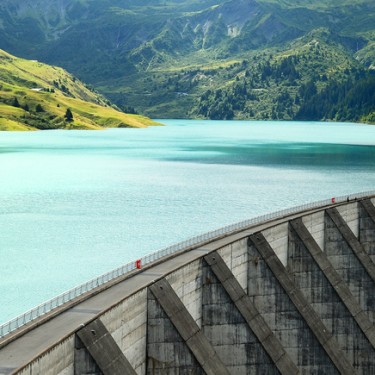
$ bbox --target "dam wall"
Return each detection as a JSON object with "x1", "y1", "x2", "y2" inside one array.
[{"x1": 1, "y1": 197, "x2": 375, "y2": 374}]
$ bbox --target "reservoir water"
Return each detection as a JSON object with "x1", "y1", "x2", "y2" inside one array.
[{"x1": 1, "y1": 120, "x2": 375, "y2": 324}]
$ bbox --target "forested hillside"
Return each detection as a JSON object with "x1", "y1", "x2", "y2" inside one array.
[{"x1": 0, "y1": 0, "x2": 374, "y2": 123}]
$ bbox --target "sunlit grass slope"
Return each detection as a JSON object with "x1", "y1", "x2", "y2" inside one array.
[{"x1": 0, "y1": 49, "x2": 160, "y2": 130}]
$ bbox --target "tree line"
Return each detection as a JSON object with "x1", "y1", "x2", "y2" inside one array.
[{"x1": 296, "y1": 73, "x2": 375, "y2": 123}]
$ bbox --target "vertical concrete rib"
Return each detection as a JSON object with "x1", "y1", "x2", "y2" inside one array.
[
  {"x1": 248, "y1": 233, "x2": 356, "y2": 375},
  {"x1": 326, "y1": 207, "x2": 375, "y2": 282},
  {"x1": 76, "y1": 319, "x2": 137, "y2": 375},
  {"x1": 204, "y1": 252, "x2": 299, "y2": 374},
  {"x1": 290, "y1": 218, "x2": 375, "y2": 348},
  {"x1": 75, "y1": 336, "x2": 103, "y2": 375},
  {"x1": 361, "y1": 199, "x2": 375, "y2": 222},
  {"x1": 149, "y1": 278, "x2": 231, "y2": 375},
  {"x1": 359, "y1": 199, "x2": 375, "y2": 262}
]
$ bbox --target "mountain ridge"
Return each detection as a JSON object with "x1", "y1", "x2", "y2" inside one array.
[{"x1": 0, "y1": 0, "x2": 374, "y2": 122}]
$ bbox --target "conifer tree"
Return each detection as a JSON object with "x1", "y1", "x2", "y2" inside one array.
[
  {"x1": 35, "y1": 104, "x2": 44, "y2": 112},
  {"x1": 65, "y1": 108, "x2": 73, "y2": 122},
  {"x1": 12, "y1": 97, "x2": 20, "y2": 108}
]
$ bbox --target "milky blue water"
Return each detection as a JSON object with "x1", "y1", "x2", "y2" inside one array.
[{"x1": 1, "y1": 120, "x2": 375, "y2": 323}]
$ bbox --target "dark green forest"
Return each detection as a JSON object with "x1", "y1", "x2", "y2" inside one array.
[{"x1": 296, "y1": 74, "x2": 375, "y2": 123}]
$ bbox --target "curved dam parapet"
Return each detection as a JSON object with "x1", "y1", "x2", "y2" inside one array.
[{"x1": 0, "y1": 195, "x2": 375, "y2": 374}]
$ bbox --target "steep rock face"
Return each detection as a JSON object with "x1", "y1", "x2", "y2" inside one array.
[
  {"x1": 190, "y1": 0, "x2": 263, "y2": 38},
  {"x1": 5, "y1": 0, "x2": 72, "y2": 22},
  {"x1": 1, "y1": 0, "x2": 373, "y2": 66},
  {"x1": 0, "y1": 0, "x2": 271, "y2": 61},
  {"x1": 0, "y1": 0, "x2": 90, "y2": 59},
  {"x1": 129, "y1": 0, "x2": 268, "y2": 68},
  {"x1": 0, "y1": 0, "x2": 87, "y2": 38}
]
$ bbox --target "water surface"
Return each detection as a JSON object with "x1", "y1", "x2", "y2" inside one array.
[{"x1": 0, "y1": 120, "x2": 375, "y2": 323}]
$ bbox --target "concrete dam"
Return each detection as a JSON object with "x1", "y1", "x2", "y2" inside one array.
[{"x1": 0, "y1": 195, "x2": 375, "y2": 374}]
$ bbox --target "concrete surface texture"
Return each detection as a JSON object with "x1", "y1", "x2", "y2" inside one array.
[{"x1": 0, "y1": 197, "x2": 374, "y2": 375}]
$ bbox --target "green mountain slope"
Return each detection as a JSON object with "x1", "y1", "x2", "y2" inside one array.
[
  {"x1": 0, "y1": 0, "x2": 374, "y2": 122},
  {"x1": 0, "y1": 50, "x2": 159, "y2": 130},
  {"x1": 190, "y1": 29, "x2": 374, "y2": 121}
]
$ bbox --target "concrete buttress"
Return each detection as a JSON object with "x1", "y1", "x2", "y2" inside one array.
[
  {"x1": 359, "y1": 199, "x2": 375, "y2": 263},
  {"x1": 148, "y1": 278, "x2": 230, "y2": 375},
  {"x1": 325, "y1": 208, "x2": 375, "y2": 323},
  {"x1": 248, "y1": 232, "x2": 356, "y2": 374},
  {"x1": 76, "y1": 319, "x2": 137, "y2": 375},
  {"x1": 203, "y1": 251, "x2": 299, "y2": 374},
  {"x1": 289, "y1": 218, "x2": 375, "y2": 373}
]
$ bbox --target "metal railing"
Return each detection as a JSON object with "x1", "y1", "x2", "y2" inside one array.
[{"x1": 1, "y1": 190, "x2": 374, "y2": 339}]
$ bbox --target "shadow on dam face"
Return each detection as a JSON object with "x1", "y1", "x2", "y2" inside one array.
[{"x1": 0, "y1": 197, "x2": 375, "y2": 375}]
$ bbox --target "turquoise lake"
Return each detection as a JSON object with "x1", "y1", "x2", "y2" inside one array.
[{"x1": 1, "y1": 120, "x2": 375, "y2": 323}]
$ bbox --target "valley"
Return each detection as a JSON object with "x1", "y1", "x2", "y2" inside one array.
[{"x1": 0, "y1": 0, "x2": 374, "y2": 124}]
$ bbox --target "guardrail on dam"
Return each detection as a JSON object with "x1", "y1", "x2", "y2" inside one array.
[{"x1": 0, "y1": 193, "x2": 374, "y2": 374}]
